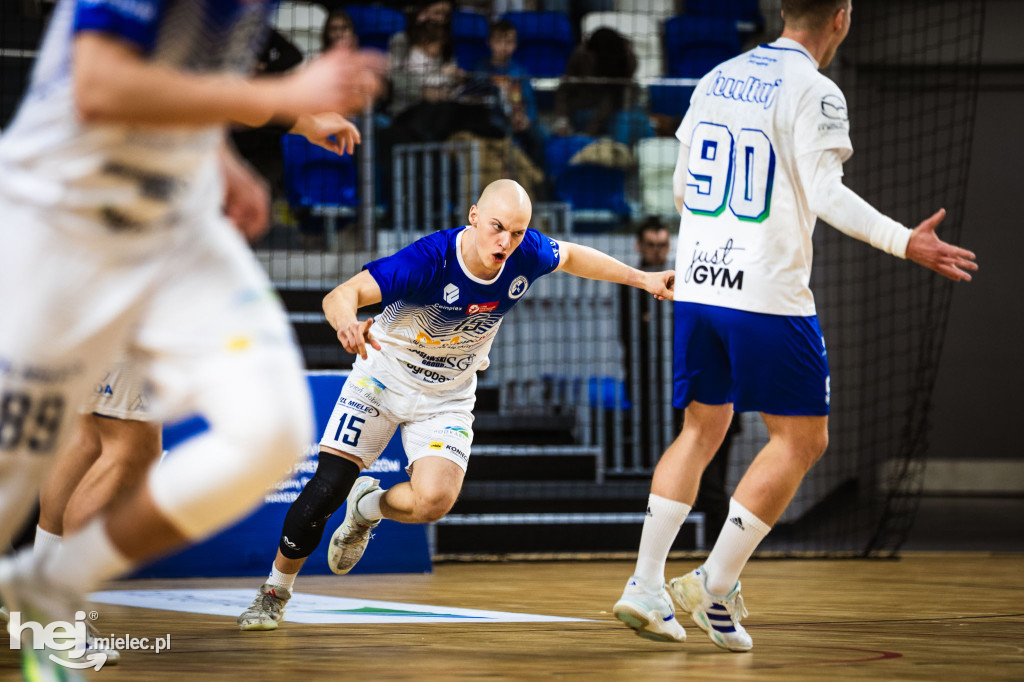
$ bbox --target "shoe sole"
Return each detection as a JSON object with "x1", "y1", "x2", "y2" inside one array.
[
  {"x1": 238, "y1": 620, "x2": 280, "y2": 631},
  {"x1": 612, "y1": 600, "x2": 685, "y2": 643}
]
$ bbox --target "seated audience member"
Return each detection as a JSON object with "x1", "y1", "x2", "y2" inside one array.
[
  {"x1": 474, "y1": 20, "x2": 545, "y2": 167},
  {"x1": 322, "y1": 7, "x2": 358, "y2": 51},
  {"x1": 388, "y1": 1, "x2": 462, "y2": 117},
  {"x1": 554, "y1": 27, "x2": 652, "y2": 146}
]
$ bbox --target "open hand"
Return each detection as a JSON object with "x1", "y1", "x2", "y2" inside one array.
[{"x1": 905, "y1": 208, "x2": 978, "y2": 282}]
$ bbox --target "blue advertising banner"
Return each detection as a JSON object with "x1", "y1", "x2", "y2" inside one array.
[{"x1": 133, "y1": 372, "x2": 431, "y2": 578}]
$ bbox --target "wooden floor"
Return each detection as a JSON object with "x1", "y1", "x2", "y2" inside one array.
[{"x1": 2, "y1": 554, "x2": 1021, "y2": 681}]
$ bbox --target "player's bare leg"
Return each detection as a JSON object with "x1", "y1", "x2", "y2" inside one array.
[
  {"x1": 63, "y1": 417, "x2": 162, "y2": 533},
  {"x1": 37, "y1": 415, "x2": 103, "y2": 541},
  {"x1": 668, "y1": 414, "x2": 828, "y2": 651},
  {"x1": 615, "y1": 401, "x2": 733, "y2": 642},
  {"x1": 379, "y1": 457, "x2": 464, "y2": 524}
]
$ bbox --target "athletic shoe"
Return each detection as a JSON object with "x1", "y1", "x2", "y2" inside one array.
[
  {"x1": 327, "y1": 476, "x2": 381, "y2": 575},
  {"x1": 668, "y1": 565, "x2": 753, "y2": 652},
  {"x1": 0, "y1": 551, "x2": 90, "y2": 680},
  {"x1": 85, "y1": 618, "x2": 120, "y2": 665},
  {"x1": 612, "y1": 575, "x2": 686, "y2": 643},
  {"x1": 237, "y1": 583, "x2": 292, "y2": 631}
]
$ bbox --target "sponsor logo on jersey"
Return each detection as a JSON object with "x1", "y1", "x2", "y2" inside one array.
[
  {"x1": 355, "y1": 377, "x2": 387, "y2": 394},
  {"x1": 444, "y1": 426, "x2": 470, "y2": 440},
  {"x1": 706, "y1": 70, "x2": 782, "y2": 110},
  {"x1": 466, "y1": 301, "x2": 499, "y2": 315},
  {"x1": 429, "y1": 441, "x2": 444, "y2": 450},
  {"x1": 409, "y1": 349, "x2": 477, "y2": 370},
  {"x1": 820, "y1": 95, "x2": 848, "y2": 120},
  {"x1": 443, "y1": 283, "x2": 460, "y2": 304},
  {"x1": 683, "y1": 239, "x2": 745, "y2": 291},
  {"x1": 335, "y1": 397, "x2": 380, "y2": 418},
  {"x1": 444, "y1": 444, "x2": 468, "y2": 461},
  {"x1": 508, "y1": 276, "x2": 529, "y2": 299}
]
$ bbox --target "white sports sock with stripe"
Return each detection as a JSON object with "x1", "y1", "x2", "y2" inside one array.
[{"x1": 704, "y1": 497, "x2": 771, "y2": 595}]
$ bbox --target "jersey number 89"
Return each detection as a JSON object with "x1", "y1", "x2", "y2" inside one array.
[{"x1": 684, "y1": 122, "x2": 776, "y2": 222}]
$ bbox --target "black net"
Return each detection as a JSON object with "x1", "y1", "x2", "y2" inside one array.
[{"x1": 0, "y1": 0, "x2": 984, "y2": 559}]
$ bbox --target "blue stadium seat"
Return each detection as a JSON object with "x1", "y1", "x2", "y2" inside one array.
[
  {"x1": 554, "y1": 165, "x2": 630, "y2": 217},
  {"x1": 544, "y1": 135, "x2": 595, "y2": 179},
  {"x1": 452, "y1": 10, "x2": 490, "y2": 71},
  {"x1": 663, "y1": 16, "x2": 742, "y2": 79},
  {"x1": 281, "y1": 134, "x2": 358, "y2": 209},
  {"x1": 344, "y1": 4, "x2": 405, "y2": 52},
  {"x1": 684, "y1": 0, "x2": 765, "y2": 33},
  {"x1": 500, "y1": 11, "x2": 574, "y2": 77},
  {"x1": 648, "y1": 83, "x2": 695, "y2": 117}
]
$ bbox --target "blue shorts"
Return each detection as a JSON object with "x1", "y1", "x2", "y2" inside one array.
[{"x1": 673, "y1": 302, "x2": 830, "y2": 416}]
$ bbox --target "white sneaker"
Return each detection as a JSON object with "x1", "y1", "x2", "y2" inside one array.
[
  {"x1": 327, "y1": 476, "x2": 381, "y2": 575},
  {"x1": 85, "y1": 618, "x2": 120, "y2": 665},
  {"x1": 237, "y1": 583, "x2": 291, "y2": 631},
  {"x1": 613, "y1": 575, "x2": 686, "y2": 643},
  {"x1": 0, "y1": 551, "x2": 91, "y2": 680},
  {"x1": 668, "y1": 565, "x2": 753, "y2": 652}
]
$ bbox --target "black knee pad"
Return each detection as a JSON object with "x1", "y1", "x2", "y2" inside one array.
[{"x1": 278, "y1": 452, "x2": 361, "y2": 559}]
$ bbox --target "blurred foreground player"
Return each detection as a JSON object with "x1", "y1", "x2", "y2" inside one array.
[
  {"x1": 237, "y1": 179, "x2": 675, "y2": 630},
  {"x1": 613, "y1": 0, "x2": 978, "y2": 648},
  {"x1": 0, "y1": 0, "x2": 383, "y2": 675}
]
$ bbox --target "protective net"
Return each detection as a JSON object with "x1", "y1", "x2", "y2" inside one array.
[{"x1": 0, "y1": 0, "x2": 984, "y2": 558}]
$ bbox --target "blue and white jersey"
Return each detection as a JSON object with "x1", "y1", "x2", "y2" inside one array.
[
  {"x1": 0, "y1": 0, "x2": 273, "y2": 232},
  {"x1": 361, "y1": 226, "x2": 561, "y2": 391},
  {"x1": 674, "y1": 38, "x2": 853, "y2": 317}
]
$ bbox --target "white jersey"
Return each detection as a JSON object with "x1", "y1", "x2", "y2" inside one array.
[
  {"x1": 0, "y1": 0, "x2": 271, "y2": 233},
  {"x1": 674, "y1": 38, "x2": 853, "y2": 317}
]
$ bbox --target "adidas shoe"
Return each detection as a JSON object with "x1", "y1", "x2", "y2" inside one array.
[
  {"x1": 237, "y1": 583, "x2": 291, "y2": 631},
  {"x1": 668, "y1": 566, "x2": 753, "y2": 652},
  {"x1": 612, "y1": 575, "x2": 686, "y2": 643},
  {"x1": 327, "y1": 476, "x2": 381, "y2": 575}
]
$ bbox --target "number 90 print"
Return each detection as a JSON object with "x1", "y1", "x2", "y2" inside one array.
[{"x1": 684, "y1": 122, "x2": 776, "y2": 222}]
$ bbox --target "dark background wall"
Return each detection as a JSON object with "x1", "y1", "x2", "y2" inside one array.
[{"x1": 929, "y1": 0, "x2": 1024, "y2": 473}]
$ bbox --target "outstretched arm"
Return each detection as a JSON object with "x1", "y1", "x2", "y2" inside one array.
[
  {"x1": 799, "y1": 150, "x2": 977, "y2": 282},
  {"x1": 73, "y1": 33, "x2": 384, "y2": 127},
  {"x1": 323, "y1": 271, "x2": 384, "y2": 359},
  {"x1": 555, "y1": 241, "x2": 674, "y2": 299}
]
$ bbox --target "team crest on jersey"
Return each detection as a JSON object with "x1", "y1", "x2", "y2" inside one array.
[
  {"x1": 466, "y1": 301, "x2": 499, "y2": 315},
  {"x1": 508, "y1": 276, "x2": 529, "y2": 300},
  {"x1": 443, "y1": 284, "x2": 460, "y2": 304}
]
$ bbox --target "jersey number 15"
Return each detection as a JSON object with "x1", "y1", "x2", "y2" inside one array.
[{"x1": 685, "y1": 122, "x2": 776, "y2": 222}]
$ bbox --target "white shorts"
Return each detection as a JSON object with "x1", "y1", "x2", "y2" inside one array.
[
  {"x1": 0, "y1": 198, "x2": 303, "y2": 458},
  {"x1": 83, "y1": 360, "x2": 153, "y2": 422},
  {"x1": 320, "y1": 364, "x2": 476, "y2": 472}
]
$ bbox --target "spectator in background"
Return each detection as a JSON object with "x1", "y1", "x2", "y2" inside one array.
[
  {"x1": 554, "y1": 27, "x2": 653, "y2": 146},
  {"x1": 322, "y1": 7, "x2": 357, "y2": 51},
  {"x1": 388, "y1": 0, "x2": 462, "y2": 117},
  {"x1": 231, "y1": 29, "x2": 305, "y2": 200},
  {"x1": 619, "y1": 217, "x2": 738, "y2": 544},
  {"x1": 474, "y1": 20, "x2": 545, "y2": 167}
]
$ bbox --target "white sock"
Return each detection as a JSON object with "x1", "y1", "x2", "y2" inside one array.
[
  {"x1": 356, "y1": 489, "x2": 385, "y2": 522},
  {"x1": 267, "y1": 565, "x2": 297, "y2": 592},
  {"x1": 634, "y1": 494, "x2": 691, "y2": 590},
  {"x1": 33, "y1": 525, "x2": 62, "y2": 559},
  {"x1": 703, "y1": 498, "x2": 771, "y2": 595},
  {"x1": 44, "y1": 518, "x2": 132, "y2": 595}
]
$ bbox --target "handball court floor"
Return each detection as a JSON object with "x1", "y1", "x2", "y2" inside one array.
[{"x1": 2, "y1": 554, "x2": 1021, "y2": 680}]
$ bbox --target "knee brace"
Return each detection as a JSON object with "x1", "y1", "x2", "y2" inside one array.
[{"x1": 278, "y1": 452, "x2": 361, "y2": 559}]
